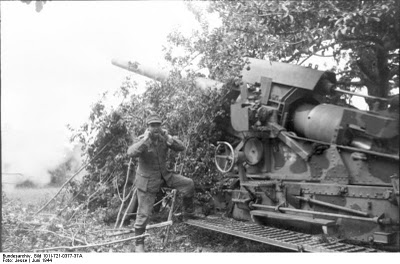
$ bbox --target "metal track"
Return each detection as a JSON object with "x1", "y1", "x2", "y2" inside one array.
[{"x1": 186, "y1": 217, "x2": 380, "y2": 252}]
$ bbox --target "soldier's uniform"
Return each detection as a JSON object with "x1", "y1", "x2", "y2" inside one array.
[{"x1": 127, "y1": 114, "x2": 195, "y2": 252}]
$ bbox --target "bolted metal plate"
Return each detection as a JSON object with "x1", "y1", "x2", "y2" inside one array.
[
  {"x1": 241, "y1": 57, "x2": 328, "y2": 90},
  {"x1": 186, "y1": 217, "x2": 381, "y2": 252},
  {"x1": 230, "y1": 104, "x2": 249, "y2": 132}
]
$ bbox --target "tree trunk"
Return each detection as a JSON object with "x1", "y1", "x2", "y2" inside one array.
[{"x1": 357, "y1": 46, "x2": 390, "y2": 110}]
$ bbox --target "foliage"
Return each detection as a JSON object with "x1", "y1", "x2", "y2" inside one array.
[
  {"x1": 143, "y1": 71, "x2": 232, "y2": 197},
  {"x1": 47, "y1": 156, "x2": 77, "y2": 187},
  {"x1": 168, "y1": 0, "x2": 399, "y2": 109},
  {"x1": 66, "y1": 69, "x2": 233, "y2": 223},
  {"x1": 67, "y1": 94, "x2": 136, "y2": 218}
]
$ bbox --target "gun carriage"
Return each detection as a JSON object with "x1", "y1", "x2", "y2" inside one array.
[{"x1": 112, "y1": 57, "x2": 399, "y2": 252}]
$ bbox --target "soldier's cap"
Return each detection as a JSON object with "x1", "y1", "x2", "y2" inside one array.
[{"x1": 146, "y1": 114, "x2": 162, "y2": 125}]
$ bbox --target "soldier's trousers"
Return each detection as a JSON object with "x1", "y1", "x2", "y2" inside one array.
[{"x1": 133, "y1": 173, "x2": 194, "y2": 229}]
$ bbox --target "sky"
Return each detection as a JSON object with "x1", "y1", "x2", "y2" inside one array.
[{"x1": 1, "y1": 1, "x2": 203, "y2": 185}]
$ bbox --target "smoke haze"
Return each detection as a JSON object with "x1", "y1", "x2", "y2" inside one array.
[
  {"x1": 1, "y1": 1, "x2": 207, "y2": 189},
  {"x1": 1, "y1": 126, "x2": 83, "y2": 187}
]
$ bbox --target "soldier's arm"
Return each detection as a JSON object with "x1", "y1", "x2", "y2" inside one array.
[{"x1": 127, "y1": 135, "x2": 150, "y2": 157}]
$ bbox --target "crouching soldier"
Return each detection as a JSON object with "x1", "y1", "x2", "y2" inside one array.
[{"x1": 127, "y1": 114, "x2": 199, "y2": 253}]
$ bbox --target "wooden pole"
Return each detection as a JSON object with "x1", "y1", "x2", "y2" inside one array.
[
  {"x1": 163, "y1": 189, "x2": 177, "y2": 245},
  {"x1": 114, "y1": 158, "x2": 133, "y2": 228},
  {"x1": 119, "y1": 187, "x2": 137, "y2": 228}
]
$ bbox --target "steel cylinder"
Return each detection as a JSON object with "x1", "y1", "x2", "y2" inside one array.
[
  {"x1": 111, "y1": 58, "x2": 223, "y2": 91},
  {"x1": 292, "y1": 103, "x2": 346, "y2": 143},
  {"x1": 111, "y1": 58, "x2": 170, "y2": 82}
]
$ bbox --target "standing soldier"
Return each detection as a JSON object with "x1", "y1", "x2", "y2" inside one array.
[{"x1": 127, "y1": 113, "x2": 199, "y2": 253}]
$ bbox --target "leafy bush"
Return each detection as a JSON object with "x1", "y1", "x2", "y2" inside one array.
[{"x1": 68, "y1": 73, "x2": 235, "y2": 223}]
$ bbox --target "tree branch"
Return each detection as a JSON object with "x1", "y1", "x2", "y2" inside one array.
[
  {"x1": 33, "y1": 234, "x2": 149, "y2": 252},
  {"x1": 31, "y1": 228, "x2": 87, "y2": 246},
  {"x1": 275, "y1": 30, "x2": 303, "y2": 35},
  {"x1": 389, "y1": 65, "x2": 399, "y2": 79},
  {"x1": 312, "y1": 53, "x2": 334, "y2": 57},
  {"x1": 298, "y1": 54, "x2": 314, "y2": 65},
  {"x1": 114, "y1": 158, "x2": 133, "y2": 228},
  {"x1": 35, "y1": 137, "x2": 116, "y2": 215},
  {"x1": 336, "y1": 70, "x2": 356, "y2": 75},
  {"x1": 285, "y1": 51, "x2": 303, "y2": 63},
  {"x1": 118, "y1": 187, "x2": 137, "y2": 229},
  {"x1": 286, "y1": 40, "x2": 306, "y2": 46},
  {"x1": 340, "y1": 35, "x2": 385, "y2": 50},
  {"x1": 336, "y1": 81, "x2": 366, "y2": 87},
  {"x1": 285, "y1": 42, "x2": 337, "y2": 64}
]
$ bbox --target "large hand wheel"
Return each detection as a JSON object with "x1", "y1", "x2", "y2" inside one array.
[{"x1": 214, "y1": 141, "x2": 235, "y2": 173}]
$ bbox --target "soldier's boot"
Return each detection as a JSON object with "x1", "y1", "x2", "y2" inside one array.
[
  {"x1": 182, "y1": 196, "x2": 204, "y2": 221},
  {"x1": 135, "y1": 228, "x2": 146, "y2": 253}
]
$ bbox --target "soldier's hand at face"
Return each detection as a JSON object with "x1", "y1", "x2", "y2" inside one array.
[
  {"x1": 161, "y1": 129, "x2": 169, "y2": 137},
  {"x1": 143, "y1": 129, "x2": 152, "y2": 140},
  {"x1": 162, "y1": 129, "x2": 174, "y2": 145}
]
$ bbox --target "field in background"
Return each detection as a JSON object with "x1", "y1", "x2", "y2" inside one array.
[{"x1": 2, "y1": 185, "x2": 60, "y2": 206}]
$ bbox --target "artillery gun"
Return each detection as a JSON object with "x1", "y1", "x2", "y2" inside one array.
[{"x1": 112, "y1": 57, "x2": 399, "y2": 252}]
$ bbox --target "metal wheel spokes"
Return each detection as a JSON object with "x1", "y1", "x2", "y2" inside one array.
[{"x1": 215, "y1": 142, "x2": 235, "y2": 173}]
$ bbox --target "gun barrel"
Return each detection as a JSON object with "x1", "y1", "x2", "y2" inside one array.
[
  {"x1": 111, "y1": 58, "x2": 169, "y2": 82},
  {"x1": 112, "y1": 58, "x2": 224, "y2": 91}
]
